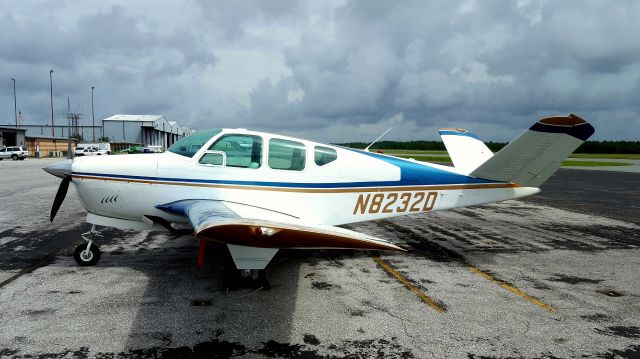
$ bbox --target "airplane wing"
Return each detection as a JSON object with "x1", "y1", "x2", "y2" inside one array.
[{"x1": 156, "y1": 199, "x2": 404, "y2": 251}]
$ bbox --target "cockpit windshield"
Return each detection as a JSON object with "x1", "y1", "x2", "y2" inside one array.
[{"x1": 167, "y1": 129, "x2": 222, "y2": 158}]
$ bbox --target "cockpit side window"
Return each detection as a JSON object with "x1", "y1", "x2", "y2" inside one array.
[
  {"x1": 268, "y1": 138, "x2": 306, "y2": 171},
  {"x1": 314, "y1": 146, "x2": 337, "y2": 166},
  {"x1": 208, "y1": 134, "x2": 262, "y2": 168},
  {"x1": 168, "y1": 129, "x2": 222, "y2": 157}
]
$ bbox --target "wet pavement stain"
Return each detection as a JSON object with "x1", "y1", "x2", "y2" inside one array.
[
  {"x1": 311, "y1": 281, "x2": 340, "y2": 290},
  {"x1": 1, "y1": 333, "x2": 416, "y2": 358},
  {"x1": 546, "y1": 274, "x2": 603, "y2": 284},
  {"x1": 303, "y1": 334, "x2": 321, "y2": 346},
  {"x1": 597, "y1": 345, "x2": 640, "y2": 359},
  {"x1": 467, "y1": 354, "x2": 565, "y2": 359},
  {"x1": 595, "y1": 326, "x2": 640, "y2": 339},
  {"x1": 22, "y1": 309, "x2": 55, "y2": 316},
  {"x1": 580, "y1": 313, "x2": 613, "y2": 323},
  {"x1": 547, "y1": 224, "x2": 640, "y2": 250},
  {"x1": 257, "y1": 340, "x2": 322, "y2": 358},
  {"x1": 597, "y1": 289, "x2": 626, "y2": 297},
  {"x1": 379, "y1": 220, "x2": 464, "y2": 262}
]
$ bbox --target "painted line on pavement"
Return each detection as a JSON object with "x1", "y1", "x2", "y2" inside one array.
[
  {"x1": 372, "y1": 256, "x2": 446, "y2": 313},
  {"x1": 466, "y1": 264, "x2": 557, "y2": 313}
]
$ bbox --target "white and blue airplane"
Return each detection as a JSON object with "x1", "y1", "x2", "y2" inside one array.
[{"x1": 44, "y1": 114, "x2": 594, "y2": 278}]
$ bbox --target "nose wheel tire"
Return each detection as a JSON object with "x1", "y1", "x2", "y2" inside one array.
[{"x1": 74, "y1": 243, "x2": 101, "y2": 266}]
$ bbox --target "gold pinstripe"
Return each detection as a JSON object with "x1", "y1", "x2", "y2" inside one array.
[{"x1": 72, "y1": 174, "x2": 520, "y2": 194}]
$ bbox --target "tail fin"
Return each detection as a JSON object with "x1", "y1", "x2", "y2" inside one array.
[
  {"x1": 470, "y1": 114, "x2": 595, "y2": 187},
  {"x1": 439, "y1": 128, "x2": 493, "y2": 174}
]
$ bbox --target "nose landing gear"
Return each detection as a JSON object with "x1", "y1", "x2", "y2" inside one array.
[{"x1": 74, "y1": 225, "x2": 101, "y2": 266}]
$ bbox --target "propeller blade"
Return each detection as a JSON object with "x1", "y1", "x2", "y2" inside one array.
[{"x1": 50, "y1": 175, "x2": 71, "y2": 222}]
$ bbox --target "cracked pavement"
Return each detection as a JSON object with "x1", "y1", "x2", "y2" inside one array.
[{"x1": 1, "y1": 159, "x2": 639, "y2": 358}]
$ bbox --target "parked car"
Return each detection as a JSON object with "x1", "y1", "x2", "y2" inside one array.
[
  {"x1": 76, "y1": 142, "x2": 111, "y2": 155},
  {"x1": 0, "y1": 146, "x2": 30, "y2": 160},
  {"x1": 79, "y1": 147, "x2": 109, "y2": 156},
  {"x1": 74, "y1": 145, "x2": 88, "y2": 156},
  {"x1": 75, "y1": 145, "x2": 109, "y2": 156}
]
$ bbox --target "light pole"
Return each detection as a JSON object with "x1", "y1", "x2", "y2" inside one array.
[
  {"x1": 11, "y1": 77, "x2": 17, "y2": 128},
  {"x1": 49, "y1": 70, "x2": 55, "y2": 137},
  {"x1": 91, "y1": 86, "x2": 95, "y2": 142}
]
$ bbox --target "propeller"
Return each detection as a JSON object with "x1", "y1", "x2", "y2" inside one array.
[
  {"x1": 43, "y1": 159, "x2": 73, "y2": 222},
  {"x1": 50, "y1": 175, "x2": 71, "y2": 222}
]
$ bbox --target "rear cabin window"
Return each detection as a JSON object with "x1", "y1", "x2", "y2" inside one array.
[
  {"x1": 314, "y1": 146, "x2": 337, "y2": 166},
  {"x1": 208, "y1": 134, "x2": 262, "y2": 168},
  {"x1": 268, "y1": 139, "x2": 306, "y2": 171}
]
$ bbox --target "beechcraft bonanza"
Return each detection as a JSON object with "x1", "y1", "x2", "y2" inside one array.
[{"x1": 44, "y1": 114, "x2": 594, "y2": 278}]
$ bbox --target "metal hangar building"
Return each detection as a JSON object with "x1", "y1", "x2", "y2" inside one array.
[{"x1": 102, "y1": 115, "x2": 193, "y2": 149}]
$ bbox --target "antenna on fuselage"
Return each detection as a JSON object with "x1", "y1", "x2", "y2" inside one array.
[{"x1": 364, "y1": 128, "x2": 392, "y2": 152}]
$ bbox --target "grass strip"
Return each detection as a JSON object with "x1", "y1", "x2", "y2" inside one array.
[
  {"x1": 397, "y1": 155, "x2": 452, "y2": 163},
  {"x1": 570, "y1": 153, "x2": 640, "y2": 160},
  {"x1": 382, "y1": 150, "x2": 448, "y2": 155},
  {"x1": 562, "y1": 160, "x2": 632, "y2": 167}
]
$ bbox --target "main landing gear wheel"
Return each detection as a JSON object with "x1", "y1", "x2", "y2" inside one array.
[
  {"x1": 240, "y1": 269, "x2": 262, "y2": 280},
  {"x1": 74, "y1": 243, "x2": 101, "y2": 266}
]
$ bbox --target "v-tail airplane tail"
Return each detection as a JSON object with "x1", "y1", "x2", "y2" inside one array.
[{"x1": 440, "y1": 114, "x2": 595, "y2": 187}]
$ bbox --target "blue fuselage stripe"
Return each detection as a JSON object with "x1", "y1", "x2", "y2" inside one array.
[{"x1": 73, "y1": 171, "x2": 494, "y2": 188}]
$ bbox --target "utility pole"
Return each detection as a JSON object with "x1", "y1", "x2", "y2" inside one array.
[
  {"x1": 65, "y1": 99, "x2": 82, "y2": 159},
  {"x1": 11, "y1": 77, "x2": 17, "y2": 128},
  {"x1": 91, "y1": 86, "x2": 95, "y2": 142},
  {"x1": 50, "y1": 70, "x2": 55, "y2": 137}
]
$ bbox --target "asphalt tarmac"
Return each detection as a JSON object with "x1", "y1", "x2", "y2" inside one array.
[{"x1": 1, "y1": 158, "x2": 639, "y2": 358}]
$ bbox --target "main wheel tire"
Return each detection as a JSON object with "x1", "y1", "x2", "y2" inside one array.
[
  {"x1": 73, "y1": 243, "x2": 101, "y2": 266},
  {"x1": 11, "y1": 154, "x2": 18, "y2": 160}
]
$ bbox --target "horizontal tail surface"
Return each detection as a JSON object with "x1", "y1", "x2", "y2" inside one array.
[
  {"x1": 439, "y1": 128, "x2": 493, "y2": 174},
  {"x1": 469, "y1": 114, "x2": 595, "y2": 187}
]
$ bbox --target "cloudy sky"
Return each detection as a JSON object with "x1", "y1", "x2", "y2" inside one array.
[{"x1": 1, "y1": 0, "x2": 639, "y2": 142}]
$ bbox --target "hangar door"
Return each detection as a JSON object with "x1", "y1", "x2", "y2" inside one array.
[{"x1": 1, "y1": 131, "x2": 17, "y2": 146}]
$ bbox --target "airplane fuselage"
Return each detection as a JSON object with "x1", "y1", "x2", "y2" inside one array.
[{"x1": 69, "y1": 128, "x2": 538, "y2": 231}]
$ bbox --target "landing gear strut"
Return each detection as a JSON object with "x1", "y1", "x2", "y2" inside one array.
[{"x1": 74, "y1": 224, "x2": 101, "y2": 266}]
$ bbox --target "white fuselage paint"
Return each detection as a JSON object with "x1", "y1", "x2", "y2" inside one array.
[{"x1": 71, "y1": 129, "x2": 539, "y2": 230}]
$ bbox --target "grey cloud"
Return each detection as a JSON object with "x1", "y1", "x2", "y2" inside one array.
[
  {"x1": 244, "y1": 0, "x2": 640, "y2": 140},
  {"x1": 193, "y1": 0, "x2": 302, "y2": 39},
  {"x1": 1, "y1": 0, "x2": 639, "y2": 141}
]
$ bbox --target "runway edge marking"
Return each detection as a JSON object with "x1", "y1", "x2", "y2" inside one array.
[{"x1": 372, "y1": 256, "x2": 446, "y2": 313}]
